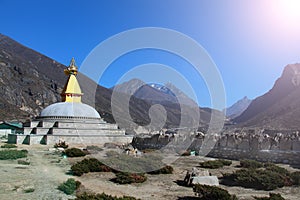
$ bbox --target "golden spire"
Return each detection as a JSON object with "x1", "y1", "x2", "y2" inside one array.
[
  {"x1": 61, "y1": 58, "x2": 83, "y2": 103},
  {"x1": 64, "y1": 57, "x2": 78, "y2": 76}
]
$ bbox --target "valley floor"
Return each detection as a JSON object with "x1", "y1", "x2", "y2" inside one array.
[{"x1": 0, "y1": 141, "x2": 299, "y2": 200}]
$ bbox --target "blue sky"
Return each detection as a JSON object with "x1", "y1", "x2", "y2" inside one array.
[{"x1": 1, "y1": 0, "x2": 300, "y2": 108}]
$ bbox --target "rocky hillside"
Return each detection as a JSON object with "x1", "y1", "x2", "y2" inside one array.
[
  {"x1": 234, "y1": 64, "x2": 300, "y2": 129},
  {"x1": 0, "y1": 34, "x2": 66, "y2": 119},
  {"x1": 0, "y1": 34, "x2": 154, "y2": 129},
  {"x1": 226, "y1": 96, "x2": 252, "y2": 119}
]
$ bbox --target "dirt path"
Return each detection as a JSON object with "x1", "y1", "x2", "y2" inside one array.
[{"x1": 0, "y1": 144, "x2": 73, "y2": 200}]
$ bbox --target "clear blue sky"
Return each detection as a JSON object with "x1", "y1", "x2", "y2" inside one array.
[{"x1": 1, "y1": 0, "x2": 300, "y2": 108}]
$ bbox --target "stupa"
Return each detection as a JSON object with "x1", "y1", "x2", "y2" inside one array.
[{"x1": 8, "y1": 58, "x2": 133, "y2": 145}]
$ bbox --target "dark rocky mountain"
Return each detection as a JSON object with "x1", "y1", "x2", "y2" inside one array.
[
  {"x1": 234, "y1": 64, "x2": 300, "y2": 129},
  {"x1": 0, "y1": 33, "x2": 222, "y2": 132},
  {"x1": 226, "y1": 96, "x2": 252, "y2": 119}
]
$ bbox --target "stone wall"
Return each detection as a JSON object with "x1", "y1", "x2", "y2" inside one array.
[
  {"x1": 132, "y1": 129, "x2": 300, "y2": 166},
  {"x1": 8, "y1": 133, "x2": 133, "y2": 146}
]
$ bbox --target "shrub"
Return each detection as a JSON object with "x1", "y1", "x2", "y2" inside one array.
[
  {"x1": 254, "y1": 193, "x2": 285, "y2": 200},
  {"x1": 114, "y1": 172, "x2": 147, "y2": 184},
  {"x1": 18, "y1": 159, "x2": 30, "y2": 165},
  {"x1": 71, "y1": 158, "x2": 112, "y2": 176},
  {"x1": 222, "y1": 168, "x2": 287, "y2": 190},
  {"x1": 263, "y1": 163, "x2": 289, "y2": 175},
  {"x1": 193, "y1": 184, "x2": 238, "y2": 200},
  {"x1": 240, "y1": 159, "x2": 264, "y2": 169},
  {"x1": 0, "y1": 149, "x2": 27, "y2": 160},
  {"x1": 148, "y1": 165, "x2": 174, "y2": 174},
  {"x1": 23, "y1": 188, "x2": 35, "y2": 193},
  {"x1": 58, "y1": 178, "x2": 81, "y2": 195},
  {"x1": 291, "y1": 171, "x2": 300, "y2": 185},
  {"x1": 64, "y1": 148, "x2": 87, "y2": 157},
  {"x1": 86, "y1": 145, "x2": 103, "y2": 152},
  {"x1": 199, "y1": 159, "x2": 231, "y2": 169},
  {"x1": 1, "y1": 144, "x2": 17, "y2": 148},
  {"x1": 76, "y1": 192, "x2": 139, "y2": 200},
  {"x1": 219, "y1": 159, "x2": 232, "y2": 166}
]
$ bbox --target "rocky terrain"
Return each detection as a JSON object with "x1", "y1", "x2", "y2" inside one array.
[
  {"x1": 0, "y1": 141, "x2": 299, "y2": 200},
  {"x1": 234, "y1": 64, "x2": 300, "y2": 129}
]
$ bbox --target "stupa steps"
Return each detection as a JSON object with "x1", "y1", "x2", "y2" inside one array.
[{"x1": 24, "y1": 127, "x2": 125, "y2": 135}]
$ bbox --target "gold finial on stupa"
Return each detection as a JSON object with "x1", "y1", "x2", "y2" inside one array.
[
  {"x1": 64, "y1": 57, "x2": 78, "y2": 76},
  {"x1": 61, "y1": 57, "x2": 83, "y2": 103}
]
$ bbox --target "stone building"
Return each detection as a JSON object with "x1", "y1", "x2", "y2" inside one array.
[{"x1": 8, "y1": 58, "x2": 132, "y2": 145}]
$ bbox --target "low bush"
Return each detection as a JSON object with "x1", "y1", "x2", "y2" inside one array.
[
  {"x1": 114, "y1": 172, "x2": 147, "y2": 184},
  {"x1": 1, "y1": 144, "x2": 17, "y2": 148},
  {"x1": 193, "y1": 184, "x2": 238, "y2": 200},
  {"x1": 86, "y1": 145, "x2": 103, "y2": 152},
  {"x1": 222, "y1": 167, "x2": 290, "y2": 190},
  {"x1": 58, "y1": 178, "x2": 81, "y2": 195},
  {"x1": 219, "y1": 159, "x2": 233, "y2": 166},
  {"x1": 148, "y1": 165, "x2": 174, "y2": 174},
  {"x1": 199, "y1": 159, "x2": 232, "y2": 169},
  {"x1": 76, "y1": 192, "x2": 139, "y2": 200},
  {"x1": 254, "y1": 193, "x2": 285, "y2": 200},
  {"x1": 240, "y1": 159, "x2": 264, "y2": 169},
  {"x1": 71, "y1": 158, "x2": 112, "y2": 176},
  {"x1": 0, "y1": 149, "x2": 27, "y2": 160},
  {"x1": 264, "y1": 163, "x2": 289, "y2": 174},
  {"x1": 18, "y1": 159, "x2": 30, "y2": 165},
  {"x1": 23, "y1": 188, "x2": 35, "y2": 193},
  {"x1": 64, "y1": 148, "x2": 87, "y2": 157},
  {"x1": 291, "y1": 171, "x2": 300, "y2": 185}
]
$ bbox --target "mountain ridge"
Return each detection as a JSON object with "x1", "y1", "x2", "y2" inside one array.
[
  {"x1": 226, "y1": 96, "x2": 252, "y2": 119},
  {"x1": 234, "y1": 63, "x2": 300, "y2": 129}
]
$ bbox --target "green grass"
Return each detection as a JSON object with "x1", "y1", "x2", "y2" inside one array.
[
  {"x1": 0, "y1": 149, "x2": 27, "y2": 160},
  {"x1": 1, "y1": 144, "x2": 17, "y2": 148}
]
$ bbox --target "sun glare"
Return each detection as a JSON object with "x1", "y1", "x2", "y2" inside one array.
[{"x1": 274, "y1": 0, "x2": 300, "y2": 19}]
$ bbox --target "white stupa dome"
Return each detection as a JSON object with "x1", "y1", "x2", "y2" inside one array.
[{"x1": 40, "y1": 102, "x2": 100, "y2": 119}]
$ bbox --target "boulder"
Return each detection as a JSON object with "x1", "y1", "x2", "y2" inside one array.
[{"x1": 192, "y1": 176, "x2": 219, "y2": 186}]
